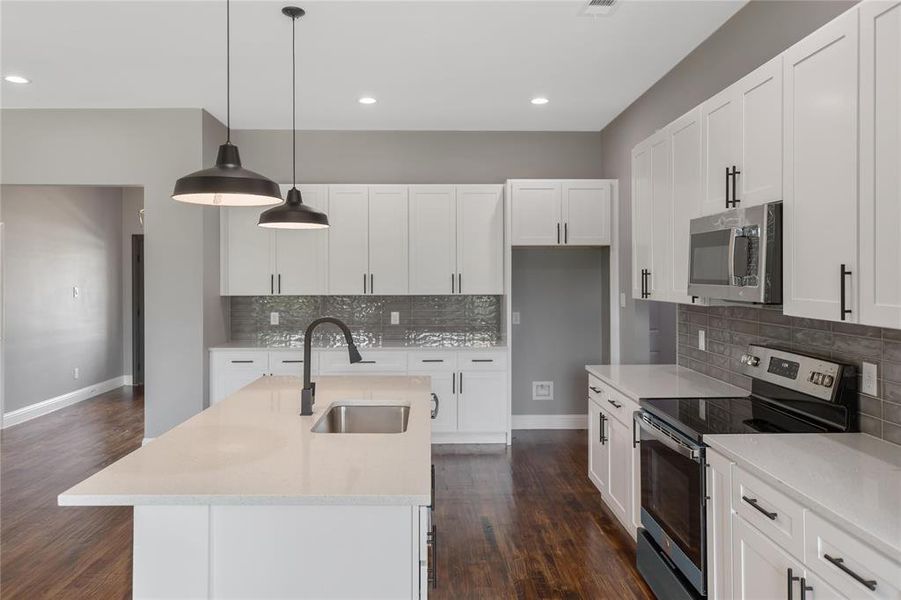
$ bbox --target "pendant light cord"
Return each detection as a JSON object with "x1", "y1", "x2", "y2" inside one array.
[
  {"x1": 292, "y1": 13, "x2": 297, "y2": 188},
  {"x1": 226, "y1": 0, "x2": 231, "y2": 143}
]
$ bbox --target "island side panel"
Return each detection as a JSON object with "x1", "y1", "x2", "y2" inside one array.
[{"x1": 134, "y1": 506, "x2": 211, "y2": 599}]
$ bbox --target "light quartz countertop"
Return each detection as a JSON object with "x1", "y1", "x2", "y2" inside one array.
[
  {"x1": 210, "y1": 341, "x2": 506, "y2": 351},
  {"x1": 585, "y1": 364, "x2": 747, "y2": 400},
  {"x1": 58, "y1": 375, "x2": 432, "y2": 507},
  {"x1": 706, "y1": 433, "x2": 901, "y2": 559}
]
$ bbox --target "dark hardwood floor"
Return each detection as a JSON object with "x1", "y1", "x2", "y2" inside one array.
[{"x1": 1, "y1": 390, "x2": 651, "y2": 599}]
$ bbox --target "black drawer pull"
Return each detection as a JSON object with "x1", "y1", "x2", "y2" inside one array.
[
  {"x1": 788, "y1": 568, "x2": 800, "y2": 600},
  {"x1": 742, "y1": 496, "x2": 777, "y2": 520},
  {"x1": 357, "y1": 360, "x2": 376, "y2": 364},
  {"x1": 589, "y1": 386, "x2": 602, "y2": 393},
  {"x1": 281, "y1": 360, "x2": 303, "y2": 364},
  {"x1": 471, "y1": 359, "x2": 494, "y2": 363},
  {"x1": 823, "y1": 554, "x2": 877, "y2": 591},
  {"x1": 230, "y1": 360, "x2": 254, "y2": 364},
  {"x1": 428, "y1": 525, "x2": 438, "y2": 588},
  {"x1": 422, "y1": 359, "x2": 445, "y2": 363},
  {"x1": 607, "y1": 399, "x2": 623, "y2": 409}
]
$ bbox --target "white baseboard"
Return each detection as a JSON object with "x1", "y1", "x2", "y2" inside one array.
[
  {"x1": 431, "y1": 432, "x2": 507, "y2": 445},
  {"x1": 141, "y1": 437, "x2": 155, "y2": 446},
  {"x1": 2, "y1": 375, "x2": 128, "y2": 428},
  {"x1": 124, "y1": 375, "x2": 134, "y2": 386},
  {"x1": 512, "y1": 414, "x2": 588, "y2": 430}
]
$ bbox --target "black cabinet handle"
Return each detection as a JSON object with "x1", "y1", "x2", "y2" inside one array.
[
  {"x1": 230, "y1": 360, "x2": 254, "y2": 364},
  {"x1": 422, "y1": 359, "x2": 444, "y2": 363},
  {"x1": 431, "y1": 393, "x2": 439, "y2": 419},
  {"x1": 471, "y1": 359, "x2": 494, "y2": 363},
  {"x1": 370, "y1": 273, "x2": 374, "y2": 295},
  {"x1": 430, "y1": 464, "x2": 435, "y2": 511},
  {"x1": 564, "y1": 222, "x2": 568, "y2": 244},
  {"x1": 840, "y1": 264, "x2": 852, "y2": 320},
  {"x1": 270, "y1": 274, "x2": 275, "y2": 295},
  {"x1": 731, "y1": 166, "x2": 740, "y2": 207},
  {"x1": 589, "y1": 386, "x2": 602, "y2": 393},
  {"x1": 457, "y1": 273, "x2": 461, "y2": 294},
  {"x1": 363, "y1": 273, "x2": 367, "y2": 294},
  {"x1": 277, "y1": 273, "x2": 282, "y2": 294},
  {"x1": 742, "y1": 496, "x2": 777, "y2": 520},
  {"x1": 823, "y1": 554, "x2": 877, "y2": 591},
  {"x1": 607, "y1": 399, "x2": 622, "y2": 409},
  {"x1": 451, "y1": 273, "x2": 455, "y2": 294},
  {"x1": 459, "y1": 372, "x2": 463, "y2": 394},
  {"x1": 787, "y1": 568, "x2": 800, "y2": 600},
  {"x1": 599, "y1": 413, "x2": 607, "y2": 445},
  {"x1": 725, "y1": 166, "x2": 731, "y2": 208},
  {"x1": 281, "y1": 360, "x2": 303, "y2": 364},
  {"x1": 452, "y1": 372, "x2": 455, "y2": 394},
  {"x1": 357, "y1": 360, "x2": 376, "y2": 364},
  {"x1": 799, "y1": 577, "x2": 813, "y2": 600},
  {"x1": 557, "y1": 222, "x2": 561, "y2": 244},
  {"x1": 632, "y1": 417, "x2": 640, "y2": 449},
  {"x1": 428, "y1": 525, "x2": 438, "y2": 589}
]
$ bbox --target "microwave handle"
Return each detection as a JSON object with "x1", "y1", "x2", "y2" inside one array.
[{"x1": 727, "y1": 227, "x2": 738, "y2": 286}]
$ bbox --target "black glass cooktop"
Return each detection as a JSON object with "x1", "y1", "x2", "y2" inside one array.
[{"x1": 639, "y1": 395, "x2": 834, "y2": 443}]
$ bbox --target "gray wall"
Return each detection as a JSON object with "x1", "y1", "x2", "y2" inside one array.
[
  {"x1": 0, "y1": 108, "x2": 227, "y2": 437},
  {"x1": 2, "y1": 185, "x2": 124, "y2": 412},
  {"x1": 231, "y1": 130, "x2": 604, "y2": 184},
  {"x1": 121, "y1": 187, "x2": 143, "y2": 379},
  {"x1": 512, "y1": 248, "x2": 607, "y2": 416},
  {"x1": 599, "y1": 0, "x2": 858, "y2": 364}
]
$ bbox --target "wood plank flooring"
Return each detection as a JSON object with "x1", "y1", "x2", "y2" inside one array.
[{"x1": 1, "y1": 390, "x2": 651, "y2": 599}]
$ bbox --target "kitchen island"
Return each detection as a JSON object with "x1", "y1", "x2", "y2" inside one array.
[{"x1": 59, "y1": 375, "x2": 434, "y2": 599}]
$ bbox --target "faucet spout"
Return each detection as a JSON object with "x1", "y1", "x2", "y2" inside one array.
[{"x1": 300, "y1": 317, "x2": 361, "y2": 416}]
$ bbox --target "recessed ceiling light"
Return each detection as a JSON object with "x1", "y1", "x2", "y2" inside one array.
[
  {"x1": 531, "y1": 97, "x2": 549, "y2": 105},
  {"x1": 4, "y1": 75, "x2": 30, "y2": 84},
  {"x1": 358, "y1": 97, "x2": 377, "y2": 105}
]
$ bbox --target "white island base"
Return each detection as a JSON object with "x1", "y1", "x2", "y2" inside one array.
[{"x1": 135, "y1": 503, "x2": 432, "y2": 599}]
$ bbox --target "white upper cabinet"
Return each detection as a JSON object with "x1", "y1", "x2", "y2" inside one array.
[
  {"x1": 367, "y1": 185, "x2": 408, "y2": 295},
  {"x1": 276, "y1": 185, "x2": 328, "y2": 295},
  {"x1": 783, "y1": 9, "x2": 859, "y2": 322},
  {"x1": 668, "y1": 107, "x2": 705, "y2": 304},
  {"x1": 222, "y1": 206, "x2": 274, "y2": 296},
  {"x1": 631, "y1": 140, "x2": 654, "y2": 300},
  {"x1": 510, "y1": 181, "x2": 562, "y2": 245},
  {"x1": 456, "y1": 185, "x2": 504, "y2": 294},
  {"x1": 701, "y1": 85, "x2": 741, "y2": 215},
  {"x1": 328, "y1": 185, "x2": 370, "y2": 295},
  {"x1": 737, "y1": 56, "x2": 783, "y2": 207},
  {"x1": 859, "y1": 0, "x2": 901, "y2": 329},
  {"x1": 649, "y1": 130, "x2": 672, "y2": 300},
  {"x1": 511, "y1": 180, "x2": 610, "y2": 246},
  {"x1": 562, "y1": 181, "x2": 611, "y2": 245},
  {"x1": 409, "y1": 185, "x2": 456, "y2": 294}
]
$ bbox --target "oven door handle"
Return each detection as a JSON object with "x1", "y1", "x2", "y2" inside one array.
[{"x1": 634, "y1": 413, "x2": 701, "y2": 462}]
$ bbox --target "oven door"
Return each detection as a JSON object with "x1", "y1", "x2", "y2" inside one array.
[{"x1": 635, "y1": 411, "x2": 706, "y2": 596}]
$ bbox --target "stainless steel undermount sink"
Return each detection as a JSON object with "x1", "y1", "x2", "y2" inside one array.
[{"x1": 311, "y1": 404, "x2": 410, "y2": 434}]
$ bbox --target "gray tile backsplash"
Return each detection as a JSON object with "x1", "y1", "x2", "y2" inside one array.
[
  {"x1": 677, "y1": 304, "x2": 901, "y2": 446},
  {"x1": 230, "y1": 295, "x2": 503, "y2": 348}
]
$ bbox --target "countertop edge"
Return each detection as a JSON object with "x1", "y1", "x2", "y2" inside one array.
[
  {"x1": 704, "y1": 435, "x2": 900, "y2": 560},
  {"x1": 210, "y1": 345, "x2": 507, "y2": 352},
  {"x1": 583, "y1": 364, "x2": 746, "y2": 400},
  {"x1": 58, "y1": 493, "x2": 432, "y2": 507}
]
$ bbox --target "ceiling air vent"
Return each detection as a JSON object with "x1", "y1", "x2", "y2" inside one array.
[{"x1": 581, "y1": 0, "x2": 618, "y2": 17}]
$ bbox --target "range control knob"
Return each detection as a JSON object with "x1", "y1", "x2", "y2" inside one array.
[
  {"x1": 822, "y1": 375, "x2": 834, "y2": 387},
  {"x1": 747, "y1": 355, "x2": 760, "y2": 367},
  {"x1": 813, "y1": 373, "x2": 824, "y2": 385}
]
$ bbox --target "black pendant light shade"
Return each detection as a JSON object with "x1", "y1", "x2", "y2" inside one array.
[
  {"x1": 173, "y1": 143, "x2": 282, "y2": 206},
  {"x1": 172, "y1": 0, "x2": 282, "y2": 207},
  {"x1": 259, "y1": 187, "x2": 329, "y2": 229}
]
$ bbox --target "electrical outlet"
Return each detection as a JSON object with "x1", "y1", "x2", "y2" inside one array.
[
  {"x1": 512, "y1": 312, "x2": 521, "y2": 325},
  {"x1": 532, "y1": 381, "x2": 554, "y2": 401},
  {"x1": 390, "y1": 311, "x2": 400, "y2": 325},
  {"x1": 72, "y1": 285, "x2": 79, "y2": 299},
  {"x1": 862, "y1": 362, "x2": 878, "y2": 396},
  {"x1": 698, "y1": 329, "x2": 706, "y2": 351},
  {"x1": 620, "y1": 293, "x2": 626, "y2": 308},
  {"x1": 73, "y1": 367, "x2": 79, "y2": 380},
  {"x1": 270, "y1": 312, "x2": 279, "y2": 326}
]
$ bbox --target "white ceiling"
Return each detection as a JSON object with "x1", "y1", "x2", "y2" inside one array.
[{"x1": 0, "y1": 0, "x2": 745, "y2": 131}]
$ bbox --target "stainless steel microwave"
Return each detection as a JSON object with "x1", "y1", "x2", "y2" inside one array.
[{"x1": 687, "y1": 201, "x2": 782, "y2": 304}]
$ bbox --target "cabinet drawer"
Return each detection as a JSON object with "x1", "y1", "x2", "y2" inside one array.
[
  {"x1": 804, "y1": 511, "x2": 900, "y2": 600},
  {"x1": 457, "y1": 351, "x2": 507, "y2": 371},
  {"x1": 215, "y1": 351, "x2": 269, "y2": 370},
  {"x1": 588, "y1": 378, "x2": 639, "y2": 427},
  {"x1": 318, "y1": 350, "x2": 407, "y2": 374},
  {"x1": 732, "y1": 466, "x2": 805, "y2": 560},
  {"x1": 268, "y1": 351, "x2": 318, "y2": 376},
  {"x1": 407, "y1": 352, "x2": 457, "y2": 372}
]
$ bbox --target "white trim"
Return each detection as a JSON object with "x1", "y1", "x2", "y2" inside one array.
[
  {"x1": 2, "y1": 375, "x2": 127, "y2": 428},
  {"x1": 431, "y1": 431, "x2": 507, "y2": 445},
  {"x1": 512, "y1": 414, "x2": 587, "y2": 430},
  {"x1": 141, "y1": 437, "x2": 155, "y2": 446},
  {"x1": 124, "y1": 375, "x2": 134, "y2": 386}
]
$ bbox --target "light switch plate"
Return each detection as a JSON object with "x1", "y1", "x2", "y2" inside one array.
[
  {"x1": 620, "y1": 293, "x2": 626, "y2": 308},
  {"x1": 390, "y1": 311, "x2": 400, "y2": 325},
  {"x1": 862, "y1": 362, "x2": 878, "y2": 396},
  {"x1": 698, "y1": 329, "x2": 706, "y2": 351},
  {"x1": 270, "y1": 312, "x2": 279, "y2": 326},
  {"x1": 73, "y1": 367, "x2": 79, "y2": 380},
  {"x1": 512, "y1": 312, "x2": 520, "y2": 325}
]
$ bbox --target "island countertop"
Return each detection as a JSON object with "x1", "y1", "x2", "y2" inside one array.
[{"x1": 58, "y1": 375, "x2": 432, "y2": 507}]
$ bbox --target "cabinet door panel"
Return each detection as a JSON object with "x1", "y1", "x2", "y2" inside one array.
[
  {"x1": 511, "y1": 182, "x2": 562, "y2": 246},
  {"x1": 649, "y1": 130, "x2": 672, "y2": 299},
  {"x1": 631, "y1": 141, "x2": 653, "y2": 299},
  {"x1": 701, "y1": 86, "x2": 740, "y2": 215},
  {"x1": 562, "y1": 181, "x2": 611, "y2": 245},
  {"x1": 731, "y1": 515, "x2": 804, "y2": 600},
  {"x1": 738, "y1": 56, "x2": 783, "y2": 207},
  {"x1": 783, "y1": 10, "x2": 859, "y2": 322},
  {"x1": 427, "y1": 372, "x2": 458, "y2": 433},
  {"x1": 669, "y1": 107, "x2": 704, "y2": 304},
  {"x1": 275, "y1": 185, "x2": 328, "y2": 295},
  {"x1": 458, "y1": 371, "x2": 506, "y2": 433},
  {"x1": 224, "y1": 207, "x2": 274, "y2": 296},
  {"x1": 409, "y1": 185, "x2": 456, "y2": 294},
  {"x1": 606, "y1": 414, "x2": 631, "y2": 529},
  {"x1": 588, "y1": 400, "x2": 609, "y2": 495},
  {"x1": 860, "y1": 0, "x2": 901, "y2": 329},
  {"x1": 368, "y1": 186, "x2": 408, "y2": 295},
  {"x1": 327, "y1": 185, "x2": 369, "y2": 295},
  {"x1": 706, "y1": 450, "x2": 734, "y2": 600},
  {"x1": 457, "y1": 185, "x2": 503, "y2": 294}
]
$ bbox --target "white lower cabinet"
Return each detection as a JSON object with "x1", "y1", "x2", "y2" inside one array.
[
  {"x1": 458, "y1": 370, "x2": 506, "y2": 433},
  {"x1": 588, "y1": 398, "x2": 609, "y2": 495},
  {"x1": 706, "y1": 450, "x2": 734, "y2": 600},
  {"x1": 731, "y1": 514, "x2": 805, "y2": 600},
  {"x1": 605, "y1": 415, "x2": 631, "y2": 527}
]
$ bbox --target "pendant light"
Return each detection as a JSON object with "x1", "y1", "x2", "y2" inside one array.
[
  {"x1": 258, "y1": 6, "x2": 329, "y2": 229},
  {"x1": 172, "y1": 0, "x2": 281, "y2": 206}
]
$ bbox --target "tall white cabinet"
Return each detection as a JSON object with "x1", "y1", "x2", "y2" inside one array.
[
  {"x1": 668, "y1": 107, "x2": 705, "y2": 304},
  {"x1": 783, "y1": 9, "x2": 860, "y2": 322},
  {"x1": 631, "y1": 130, "x2": 672, "y2": 302}
]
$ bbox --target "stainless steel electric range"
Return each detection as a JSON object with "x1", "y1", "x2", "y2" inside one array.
[{"x1": 634, "y1": 345, "x2": 859, "y2": 600}]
